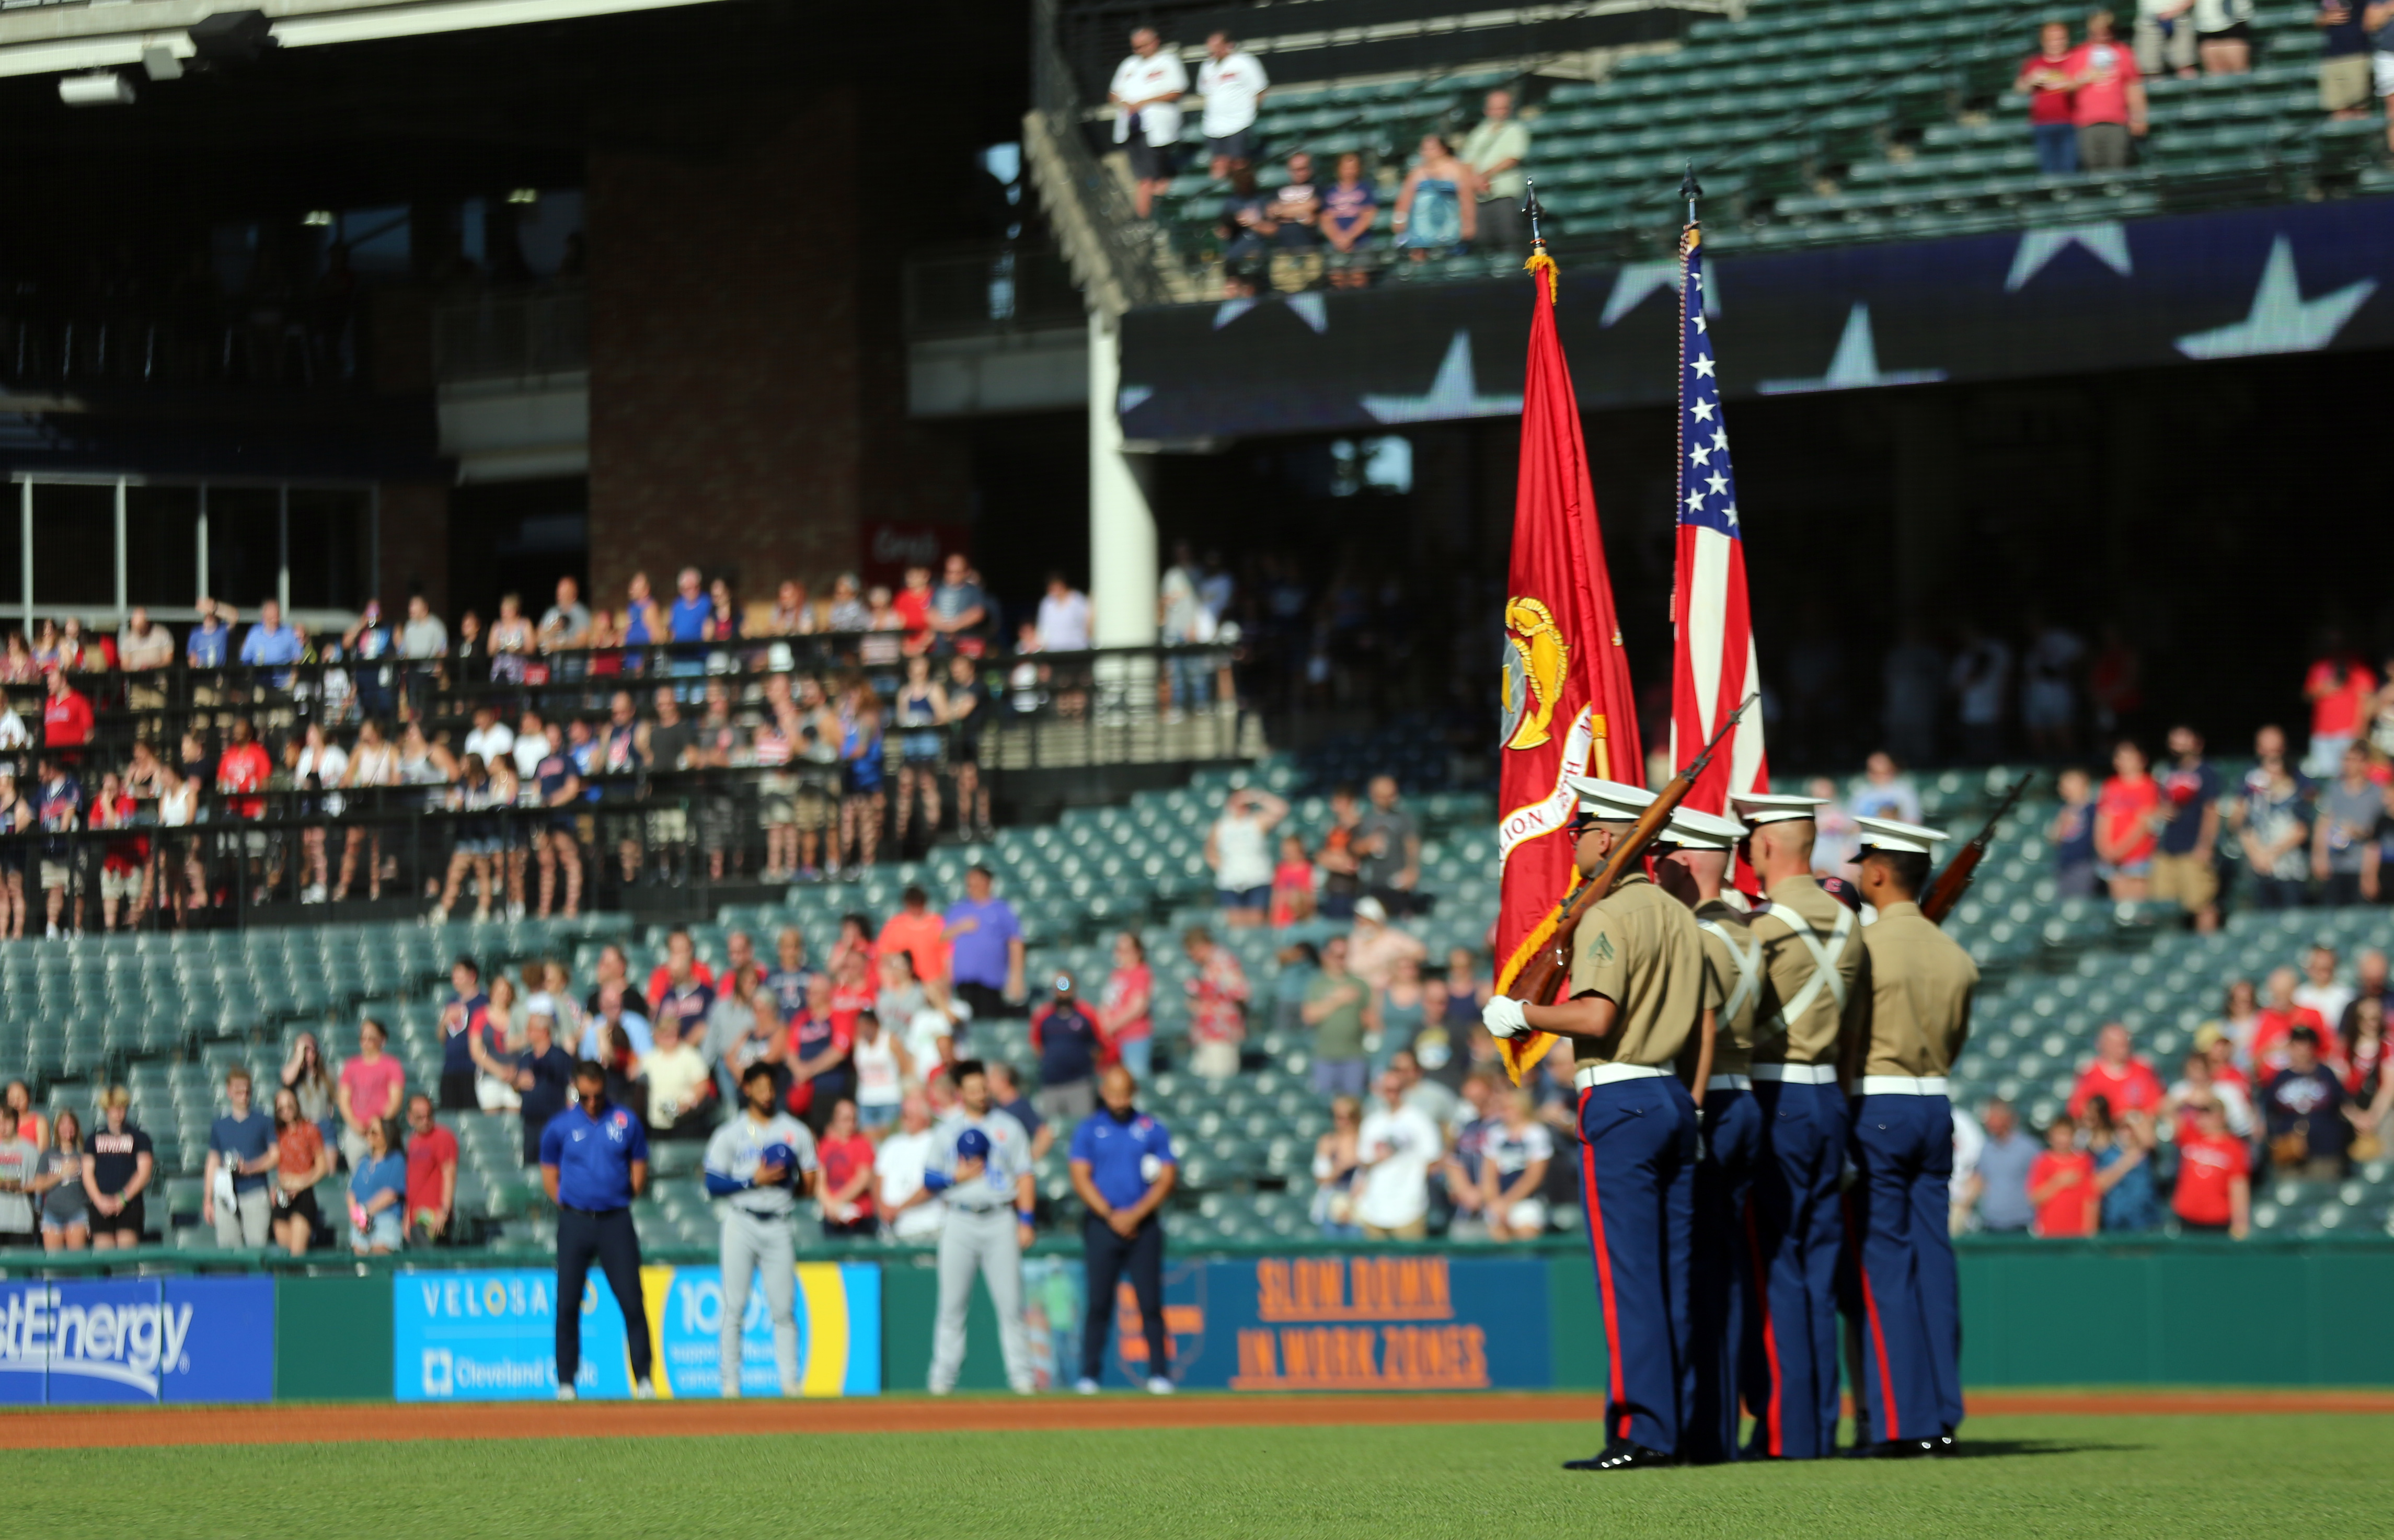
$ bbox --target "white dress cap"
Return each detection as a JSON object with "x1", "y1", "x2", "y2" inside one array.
[
  {"x1": 1566, "y1": 777, "x2": 1658, "y2": 822},
  {"x1": 1851, "y1": 815, "x2": 1953, "y2": 857},
  {"x1": 1660, "y1": 808, "x2": 1745, "y2": 851},
  {"x1": 1730, "y1": 791, "x2": 1829, "y2": 826}
]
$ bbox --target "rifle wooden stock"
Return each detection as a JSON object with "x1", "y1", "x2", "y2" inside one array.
[{"x1": 1920, "y1": 773, "x2": 2034, "y2": 925}]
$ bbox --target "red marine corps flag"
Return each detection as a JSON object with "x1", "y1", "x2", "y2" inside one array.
[{"x1": 1492, "y1": 221, "x2": 1643, "y2": 1082}]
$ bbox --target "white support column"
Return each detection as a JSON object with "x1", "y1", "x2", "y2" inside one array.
[
  {"x1": 1087, "y1": 308, "x2": 1156, "y2": 648},
  {"x1": 195, "y1": 484, "x2": 210, "y2": 602},
  {"x1": 112, "y1": 477, "x2": 127, "y2": 618},
  {"x1": 276, "y1": 483, "x2": 291, "y2": 614},
  {"x1": 17, "y1": 481, "x2": 30, "y2": 629}
]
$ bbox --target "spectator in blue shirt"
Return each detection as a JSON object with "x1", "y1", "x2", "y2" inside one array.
[
  {"x1": 669, "y1": 566, "x2": 711, "y2": 643},
  {"x1": 347, "y1": 1116, "x2": 407, "y2": 1255},
  {"x1": 944, "y1": 865, "x2": 1026, "y2": 1019},
  {"x1": 238, "y1": 597, "x2": 302, "y2": 674},
  {"x1": 539, "y1": 1060, "x2": 656, "y2": 1399},
  {"x1": 1068, "y1": 1066, "x2": 1178, "y2": 1393},
  {"x1": 186, "y1": 597, "x2": 232, "y2": 669},
  {"x1": 1030, "y1": 974, "x2": 1103, "y2": 1128},
  {"x1": 474, "y1": 1011, "x2": 576, "y2": 1165},
  {"x1": 204, "y1": 1065, "x2": 277, "y2": 1249},
  {"x1": 928, "y1": 552, "x2": 990, "y2": 649}
]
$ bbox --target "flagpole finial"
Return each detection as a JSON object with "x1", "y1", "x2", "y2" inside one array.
[
  {"x1": 1521, "y1": 177, "x2": 1559, "y2": 301},
  {"x1": 1680, "y1": 163, "x2": 1702, "y2": 225}
]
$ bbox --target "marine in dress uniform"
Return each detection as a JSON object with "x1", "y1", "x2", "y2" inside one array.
[
  {"x1": 1484, "y1": 778, "x2": 1713, "y2": 1471},
  {"x1": 1731, "y1": 789, "x2": 1868, "y2": 1461},
  {"x1": 1652, "y1": 807, "x2": 1764, "y2": 1466},
  {"x1": 1843, "y1": 815, "x2": 1977, "y2": 1456}
]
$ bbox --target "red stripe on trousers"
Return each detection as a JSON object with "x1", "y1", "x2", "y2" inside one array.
[
  {"x1": 1577, "y1": 1086, "x2": 1629, "y2": 1445},
  {"x1": 1741, "y1": 1192, "x2": 1783, "y2": 1457},
  {"x1": 1844, "y1": 1192, "x2": 1901, "y2": 1440}
]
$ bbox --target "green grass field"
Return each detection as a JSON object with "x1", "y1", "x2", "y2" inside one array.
[{"x1": 7, "y1": 1414, "x2": 2383, "y2": 1538}]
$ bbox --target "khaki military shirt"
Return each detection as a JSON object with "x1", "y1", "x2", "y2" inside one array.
[
  {"x1": 1856, "y1": 900, "x2": 1978, "y2": 1077},
  {"x1": 1748, "y1": 875, "x2": 1867, "y2": 1067},
  {"x1": 1566, "y1": 872, "x2": 1708, "y2": 1070},
  {"x1": 1688, "y1": 897, "x2": 1760, "y2": 1078}
]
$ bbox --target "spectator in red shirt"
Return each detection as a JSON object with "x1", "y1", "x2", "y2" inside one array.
[
  {"x1": 41, "y1": 669, "x2": 93, "y2": 753},
  {"x1": 814, "y1": 1098, "x2": 876, "y2": 1239},
  {"x1": 2248, "y1": 967, "x2": 2334, "y2": 1085},
  {"x1": 645, "y1": 927, "x2": 718, "y2": 1015},
  {"x1": 2065, "y1": 11, "x2": 2147, "y2": 170},
  {"x1": 2017, "y1": 21, "x2": 2080, "y2": 173},
  {"x1": 402, "y1": 1094, "x2": 458, "y2": 1246},
  {"x1": 2094, "y1": 738, "x2": 2161, "y2": 901},
  {"x1": 215, "y1": 717, "x2": 273, "y2": 820},
  {"x1": 2171, "y1": 1099, "x2": 2250, "y2": 1237},
  {"x1": 893, "y1": 566, "x2": 935, "y2": 654},
  {"x1": 2028, "y1": 1114, "x2": 2098, "y2": 1236},
  {"x1": 2067, "y1": 1022, "x2": 2167, "y2": 1119},
  {"x1": 90, "y1": 772, "x2": 149, "y2": 933},
  {"x1": 2301, "y1": 631, "x2": 2376, "y2": 776}
]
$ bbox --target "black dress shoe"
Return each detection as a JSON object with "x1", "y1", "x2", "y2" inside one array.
[
  {"x1": 1563, "y1": 1442, "x2": 1677, "y2": 1471},
  {"x1": 1925, "y1": 1435, "x2": 1958, "y2": 1458},
  {"x1": 1848, "y1": 1439, "x2": 1931, "y2": 1459}
]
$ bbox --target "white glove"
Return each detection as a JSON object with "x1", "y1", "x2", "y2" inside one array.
[{"x1": 1481, "y1": 996, "x2": 1529, "y2": 1040}]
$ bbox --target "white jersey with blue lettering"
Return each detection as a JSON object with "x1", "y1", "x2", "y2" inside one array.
[
  {"x1": 704, "y1": 1111, "x2": 818, "y2": 1219},
  {"x1": 929, "y1": 1107, "x2": 1033, "y2": 1213}
]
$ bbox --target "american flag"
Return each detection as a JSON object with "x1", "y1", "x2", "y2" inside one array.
[{"x1": 1668, "y1": 227, "x2": 1768, "y2": 814}]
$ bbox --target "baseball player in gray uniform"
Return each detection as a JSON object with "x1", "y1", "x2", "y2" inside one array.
[
  {"x1": 897, "y1": 1058, "x2": 1036, "y2": 1395},
  {"x1": 703, "y1": 1062, "x2": 820, "y2": 1397}
]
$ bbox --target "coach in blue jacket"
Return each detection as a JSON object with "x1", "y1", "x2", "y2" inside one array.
[
  {"x1": 540, "y1": 1060, "x2": 655, "y2": 1400},
  {"x1": 1068, "y1": 1064, "x2": 1178, "y2": 1395}
]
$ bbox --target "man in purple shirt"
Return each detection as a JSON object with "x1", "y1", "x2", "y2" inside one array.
[{"x1": 943, "y1": 865, "x2": 1026, "y2": 1020}]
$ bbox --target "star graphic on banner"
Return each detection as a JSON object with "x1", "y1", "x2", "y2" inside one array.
[
  {"x1": 1758, "y1": 304, "x2": 1947, "y2": 394},
  {"x1": 1360, "y1": 330, "x2": 1524, "y2": 423},
  {"x1": 1691, "y1": 399, "x2": 1716, "y2": 422},
  {"x1": 1599, "y1": 259, "x2": 1725, "y2": 328},
  {"x1": 2174, "y1": 236, "x2": 2377, "y2": 360},
  {"x1": 1706, "y1": 472, "x2": 1729, "y2": 496},
  {"x1": 2005, "y1": 222, "x2": 2134, "y2": 292},
  {"x1": 1692, "y1": 354, "x2": 1717, "y2": 378},
  {"x1": 1691, "y1": 444, "x2": 1713, "y2": 466},
  {"x1": 1211, "y1": 296, "x2": 1258, "y2": 330},
  {"x1": 1117, "y1": 385, "x2": 1155, "y2": 416},
  {"x1": 1283, "y1": 292, "x2": 1329, "y2": 334}
]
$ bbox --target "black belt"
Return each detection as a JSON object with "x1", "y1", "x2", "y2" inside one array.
[{"x1": 559, "y1": 1203, "x2": 629, "y2": 1216}]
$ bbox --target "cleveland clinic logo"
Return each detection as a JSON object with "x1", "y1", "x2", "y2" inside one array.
[{"x1": 0, "y1": 1286, "x2": 194, "y2": 1395}]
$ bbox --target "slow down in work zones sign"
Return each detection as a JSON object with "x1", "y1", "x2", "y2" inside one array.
[{"x1": 0, "y1": 1277, "x2": 274, "y2": 1404}]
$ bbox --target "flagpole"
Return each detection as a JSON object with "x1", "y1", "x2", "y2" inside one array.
[{"x1": 1680, "y1": 162, "x2": 1702, "y2": 247}]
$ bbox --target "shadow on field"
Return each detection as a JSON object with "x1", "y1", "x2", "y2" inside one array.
[{"x1": 1942, "y1": 1439, "x2": 2147, "y2": 1459}]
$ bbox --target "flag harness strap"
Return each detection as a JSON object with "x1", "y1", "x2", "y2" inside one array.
[
  {"x1": 1756, "y1": 904, "x2": 1854, "y2": 1040},
  {"x1": 1695, "y1": 919, "x2": 1765, "y2": 1026}
]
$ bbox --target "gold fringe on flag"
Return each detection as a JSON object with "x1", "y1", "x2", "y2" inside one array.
[{"x1": 1523, "y1": 248, "x2": 1560, "y2": 303}]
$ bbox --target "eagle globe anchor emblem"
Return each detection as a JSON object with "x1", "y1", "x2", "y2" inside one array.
[{"x1": 1501, "y1": 597, "x2": 1568, "y2": 751}]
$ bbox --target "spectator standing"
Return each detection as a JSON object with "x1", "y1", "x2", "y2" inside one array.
[
  {"x1": 945, "y1": 865, "x2": 1026, "y2": 1020},
  {"x1": 1196, "y1": 31, "x2": 1268, "y2": 180},
  {"x1": 33, "y1": 1111, "x2": 88, "y2": 1252},
  {"x1": 2318, "y1": 0, "x2": 2374, "y2": 120},
  {"x1": 337, "y1": 1018, "x2": 406, "y2": 1171},
  {"x1": 2050, "y1": 767, "x2": 2100, "y2": 897},
  {"x1": 1269, "y1": 833, "x2": 1317, "y2": 927},
  {"x1": 2152, "y1": 726, "x2": 2223, "y2": 929},
  {"x1": 267, "y1": 1089, "x2": 327, "y2": 1255},
  {"x1": 1311, "y1": 1095, "x2": 1365, "y2": 1236},
  {"x1": 1881, "y1": 628, "x2": 1946, "y2": 766},
  {"x1": 1109, "y1": 27, "x2": 1187, "y2": 221},
  {"x1": 2232, "y1": 726, "x2": 2314, "y2": 909},
  {"x1": 2094, "y1": 739, "x2": 2161, "y2": 901},
  {"x1": 1036, "y1": 572, "x2": 1092, "y2": 651},
  {"x1": 32, "y1": 756, "x2": 83, "y2": 939},
  {"x1": 1479, "y1": 1089, "x2": 1553, "y2": 1242},
  {"x1": 403, "y1": 1094, "x2": 458, "y2": 1246},
  {"x1": 2172, "y1": 1097, "x2": 2250, "y2": 1236},
  {"x1": 1302, "y1": 935, "x2": 1374, "y2": 1098},
  {"x1": 1207, "y1": 786, "x2": 1286, "y2": 926},
  {"x1": 2067, "y1": 12, "x2": 2148, "y2": 170},
  {"x1": 928, "y1": 554, "x2": 989, "y2": 652},
  {"x1": 2193, "y1": 0, "x2": 2255, "y2": 74},
  {"x1": 2067, "y1": 1022, "x2": 2167, "y2": 1119},
  {"x1": 1069, "y1": 1065, "x2": 1179, "y2": 1394},
  {"x1": 542, "y1": 1060, "x2": 657, "y2": 1399},
  {"x1": 849, "y1": 1010, "x2": 908, "y2": 1135},
  {"x1": 1314, "y1": 785, "x2": 1365, "y2": 918},
  {"x1": 2168, "y1": 1043, "x2": 2257, "y2": 1139},
  {"x1": 1356, "y1": 775, "x2": 1423, "y2": 915},
  {"x1": 83, "y1": 1087, "x2": 153, "y2": 1249},
  {"x1": 1458, "y1": 89, "x2": 1529, "y2": 252},
  {"x1": 1096, "y1": 931, "x2": 1156, "y2": 1081},
  {"x1": 986, "y1": 1064, "x2": 1053, "y2": 1161},
  {"x1": 879, "y1": 886, "x2": 949, "y2": 991},
  {"x1": 787, "y1": 975, "x2": 861, "y2": 1133},
  {"x1": 912, "y1": 1061, "x2": 1037, "y2": 1395},
  {"x1": 1353, "y1": 1068, "x2": 1443, "y2": 1240},
  {"x1": 186, "y1": 597, "x2": 232, "y2": 670},
  {"x1": 1264, "y1": 153, "x2": 1325, "y2": 292},
  {"x1": 816, "y1": 1101, "x2": 878, "y2": 1237},
  {"x1": 347, "y1": 1116, "x2": 406, "y2": 1255},
  {"x1": 2312, "y1": 744, "x2": 2380, "y2": 904},
  {"x1": 1949, "y1": 624, "x2": 2012, "y2": 761},
  {"x1": 2263, "y1": 1028, "x2": 2350, "y2": 1177},
  {"x1": 644, "y1": 1018, "x2": 717, "y2": 1140},
  {"x1": 2134, "y1": 0, "x2": 2199, "y2": 78},
  {"x1": 1851, "y1": 750, "x2": 1924, "y2": 825},
  {"x1": 2296, "y1": 944, "x2": 2357, "y2": 1029},
  {"x1": 1347, "y1": 896, "x2": 1429, "y2": 993},
  {"x1": 41, "y1": 667, "x2": 94, "y2": 753},
  {"x1": 204, "y1": 1066, "x2": 277, "y2": 1249},
  {"x1": 477, "y1": 1011, "x2": 575, "y2": 1166},
  {"x1": 2021, "y1": 615, "x2": 2085, "y2": 756},
  {"x1": 876, "y1": 1090, "x2": 946, "y2": 1242},
  {"x1": 1029, "y1": 973, "x2": 1104, "y2": 1127},
  {"x1": 1392, "y1": 134, "x2": 1476, "y2": 256},
  {"x1": 2088, "y1": 1104, "x2": 2159, "y2": 1232},
  {"x1": 704, "y1": 1062, "x2": 816, "y2": 1395},
  {"x1": 437, "y1": 957, "x2": 495, "y2": 1112},
  {"x1": 1961, "y1": 1099, "x2": 2036, "y2": 1232},
  {"x1": 2303, "y1": 636, "x2": 2377, "y2": 776},
  {"x1": 1181, "y1": 927, "x2": 1250, "y2": 1078},
  {"x1": 2027, "y1": 1114, "x2": 2097, "y2": 1236},
  {"x1": 2248, "y1": 968, "x2": 2331, "y2": 1083},
  {"x1": 0, "y1": 1113, "x2": 36, "y2": 1248},
  {"x1": 2021, "y1": 22, "x2": 2085, "y2": 171}
]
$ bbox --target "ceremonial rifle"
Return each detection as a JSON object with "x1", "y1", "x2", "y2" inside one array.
[
  {"x1": 1919, "y1": 773, "x2": 2034, "y2": 924},
  {"x1": 1503, "y1": 693, "x2": 1756, "y2": 1007}
]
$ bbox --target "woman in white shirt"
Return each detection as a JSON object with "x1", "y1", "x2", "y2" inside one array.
[
  {"x1": 1479, "y1": 1089, "x2": 1554, "y2": 1242},
  {"x1": 335, "y1": 718, "x2": 398, "y2": 903},
  {"x1": 292, "y1": 722, "x2": 349, "y2": 905},
  {"x1": 849, "y1": 1008, "x2": 912, "y2": 1133},
  {"x1": 1205, "y1": 787, "x2": 1287, "y2": 928},
  {"x1": 156, "y1": 765, "x2": 203, "y2": 924}
]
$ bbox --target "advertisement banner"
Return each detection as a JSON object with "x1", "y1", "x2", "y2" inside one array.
[
  {"x1": 1040, "y1": 1254, "x2": 1553, "y2": 1392},
  {"x1": 393, "y1": 1269, "x2": 636, "y2": 1403},
  {"x1": 638, "y1": 1263, "x2": 881, "y2": 1398},
  {"x1": 0, "y1": 1278, "x2": 272, "y2": 1404}
]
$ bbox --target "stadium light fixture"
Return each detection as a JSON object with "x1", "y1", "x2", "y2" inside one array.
[
  {"x1": 302, "y1": 211, "x2": 335, "y2": 227},
  {"x1": 507, "y1": 188, "x2": 539, "y2": 204},
  {"x1": 58, "y1": 70, "x2": 134, "y2": 106},
  {"x1": 140, "y1": 43, "x2": 183, "y2": 81}
]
